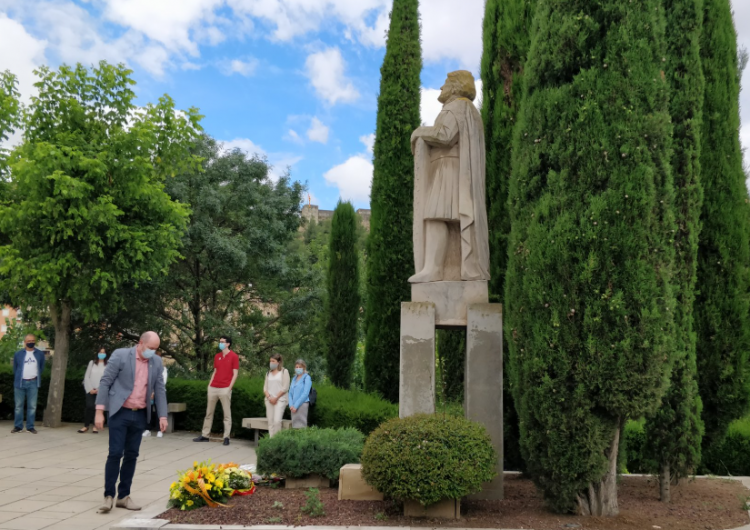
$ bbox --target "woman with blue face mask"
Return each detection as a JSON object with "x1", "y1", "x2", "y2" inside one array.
[
  {"x1": 288, "y1": 359, "x2": 312, "y2": 429},
  {"x1": 79, "y1": 348, "x2": 108, "y2": 433}
]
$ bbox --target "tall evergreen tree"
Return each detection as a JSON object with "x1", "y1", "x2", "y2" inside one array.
[
  {"x1": 480, "y1": 0, "x2": 536, "y2": 473},
  {"x1": 506, "y1": 0, "x2": 675, "y2": 515},
  {"x1": 364, "y1": 0, "x2": 421, "y2": 401},
  {"x1": 643, "y1": 0, "x2": 705, "y2": 503},
  {"x1": 437, "y1": 328, "x2": 465, "y2": 402},
  {"x1": 694, "y1": 0, "x2": 750, "y2": 449},
  {"x1": 326, "y1": 201, "x2": 361, "y2": 388}
]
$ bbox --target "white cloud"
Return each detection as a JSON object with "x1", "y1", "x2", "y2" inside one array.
[
  {"x1": 324, "y1": 154, "x2": 373, "y2": 204},
  {"x1": 420, "y1": 79, "x2": 483, "y2": 126},
  {"x1": 360, "y1": 133, "x2": 375, "y2": 154},
  {"x1": 0, "y1": 14, "x2": 46, "y2": 103},
  {"x1": 305, "y1": 47, "x2": 359, "y2": 105},
  {"x1": 307, "y1": 117, "x2": 329, "y2": 144},
  {"x1": 222, "y1": 137, "x2": 302, "y2": 182},
  {"x1": 285, "y1": 129, "x2": 304, "y2": 145},
  {"x1": 221, "y1": 57, "x2": 258, "y2": 76}
]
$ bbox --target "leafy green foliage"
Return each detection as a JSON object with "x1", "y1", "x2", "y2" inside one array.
[
  {"x1": 300, "y1": 488, "x2": 326, "y2": 517},
  {"x1": 0, "y1": 62, "x2": 202, "y2": 426},
  {"x1": 643, "y1": 0, "x2": 705, "y2": 484},
  {"x1": 436, "y1": 329, "x2": 464, "y2": 402},
  {"x1": 0, "y1": 318, "x2": 45, "y2": 367},
  {"x1": 695, "y1": 0, "x2": 750, "y2": 449},
  {"x1": 505, "y1": 0, "x2": 675, "y2": 513},
  {"x1": 80, "y1": 135, "x2": 310, "y2": 373},
  {"x1": 0, "y1": 70, "x2": 20, "y2": 177},
  {"x1": 325, "y1": 201, "x2": 360, "y2": 388},
  {"x1": 257, "y1": 427, "x2": 365, "y2": 480},
  {"x1": 365, "y1": 0, "x2": 421, "y2": 402},
  {"x1": 313, "y1": 384, "x2": 397, "y2": 435},
  {"x1": 361, "y1": 414, "x2": 496, "y2": 506}
]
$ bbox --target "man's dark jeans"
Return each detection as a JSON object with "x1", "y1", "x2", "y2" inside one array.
[{"x1": 105, "y1": 408, "x2": 146, "y2": 499}]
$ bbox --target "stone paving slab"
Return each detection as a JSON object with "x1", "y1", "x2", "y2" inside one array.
[{"x1": 0, "y1": 421, "x2": 257, "y2": 530}]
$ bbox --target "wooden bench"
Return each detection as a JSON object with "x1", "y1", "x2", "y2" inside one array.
[
  {"x1": 242, "y1": 417, "x2": 292, "y2": 445},
  {"x1": 166, "y1": 402, "x2": 186, "y2": 433}
]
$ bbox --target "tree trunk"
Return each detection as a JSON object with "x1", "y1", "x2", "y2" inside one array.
[
  {"x1": 577, "y1": 423, "x2": 620, "y2": 516},
  {"x1": 659, "y1": 462, "x2": 671, "y2": 502},
  {"x1": 43, "y1": 300, "x2": 72, "y2": 428}
]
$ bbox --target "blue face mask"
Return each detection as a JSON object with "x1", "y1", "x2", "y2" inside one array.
[
  {"x1": 219, "y1": 343, "x2": 226, "y2": 351},
  {"x1": 295, "y1": 368, "x2": 304, "y2": 375},
  {"x1": 142, "y1": 348, "x2": 156, "y2": 359},
  {"x1": 98, "y1": 353, "x2": 106, "y2": 360}
]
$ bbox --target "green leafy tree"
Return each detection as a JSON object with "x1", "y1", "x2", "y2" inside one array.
[
  {"x1": 0, "y1": 62, "x2": 202, "y2": 427},
  {"x1": 81, "y1": 135, "x2": 311, "y2": 374},
  {"x1": 694, "y1": 0, "x2": 750, "y2": 449},
  {"x1": 325, "y1": 201, "x2": 360, "y2": 388},
  {"x1": 364, "y1": 0, "x2": 421, "y2": 401},
  {"x1": 643, "y1": 0, "x2": 705, "y2": 503},
  {"x1": 480, "y1": 0, "x2": 536, "y2": 473},
  {"x1": 436, "y1": 328, "x2": 464, "y2": 402},
  {"x1": 505, "y1": 0, "x2": 675, "y2": 515},
  {"x1": 0, "y1": 70, "x2": 21, "y2": 178}
]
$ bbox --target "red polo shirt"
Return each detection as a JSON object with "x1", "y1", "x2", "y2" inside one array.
[{"x1": 211, "y1": 350, "x2": 239, "y2": 388}]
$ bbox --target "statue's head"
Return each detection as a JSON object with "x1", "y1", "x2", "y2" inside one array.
[{"x1": 438, "y1": 70, "x2": 476, "y2": 103}]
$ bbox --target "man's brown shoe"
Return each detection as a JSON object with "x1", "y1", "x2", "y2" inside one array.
[
  {"x1": 116, "y1": 496, "x2": 141, "y2": 510},
  {"x1": 99, "y1": 496, "x2": 114, "y2": 513}
]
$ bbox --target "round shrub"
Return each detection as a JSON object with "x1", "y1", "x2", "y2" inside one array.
[{"x1": 361, "y1": 414, "x2": 497, "y2": 506}]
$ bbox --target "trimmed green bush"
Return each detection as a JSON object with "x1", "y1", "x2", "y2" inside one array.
[
  {"x1": 312, "y1": 385, "x2": 397, "y2": 435},
  {"x1": 0, "y1": 364, "x2": 85, "y2": 424},
  {"x1": 361, "y1": 414, "x2": 497, "y2": 506},
  {"x1": 256, "y1": 427, "x2": 365, "y2": 480}
]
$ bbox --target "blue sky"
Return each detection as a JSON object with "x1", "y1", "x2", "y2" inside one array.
[{"x1": 1, "y1": 0, "x2": 748, "y2": 210}]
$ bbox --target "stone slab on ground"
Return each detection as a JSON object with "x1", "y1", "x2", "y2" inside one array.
[
  {"x1": 0, "y1": 420, "x2": 256, "y2": 530},
  {"x1": 285, "y1": 474, "x2": 331, "y2": 489},
  {"x1": 403, "y1": 498, "x2": 460, "y2": 519},
  {"x1": 338, "y1": 464, "x2": 382, "y2": 501}
]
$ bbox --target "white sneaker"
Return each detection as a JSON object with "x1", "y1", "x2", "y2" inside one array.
[
  {"x1": 142, "y1": 430, "x2": 151, "y2": 437},
  {"x1": 156, "y1": 431, "x2": 163, "y2": 438}
]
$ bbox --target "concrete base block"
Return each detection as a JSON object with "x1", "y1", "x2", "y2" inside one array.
[
  {"x1": 285, "y1": 474, "x2": 330, "y2": 489},
  {"x1": 411, "y1": 280, "x2": 488, "y2": 326},
  {"x1": 465, "y1": 303, "x2": 504, "y2": 500},
  {"x1": 404, "y1": 498, "x2": 460, "y2": 519},
  {"x1": 399, "y1": 302, "x2": 436, "y2": 418},
  {"x1": 338, "y1": 464, "x2": 383, "y2": 501}
]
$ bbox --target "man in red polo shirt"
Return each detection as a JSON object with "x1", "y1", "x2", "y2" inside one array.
[{"x1": 193, "y1": 336, "x2": 239, "y2": 446}]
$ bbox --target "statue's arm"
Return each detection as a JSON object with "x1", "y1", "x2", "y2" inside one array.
[{"x1": 411, "y1": 111, "x2": 458, "y2": 151}]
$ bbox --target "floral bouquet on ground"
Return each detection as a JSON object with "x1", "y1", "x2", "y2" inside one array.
[
  {"x1": 218, "y1": 464, "x2": 256, "y2": 497},
  {"x1": 168, "y1": 460, "x2": 233, "y2": 511}
]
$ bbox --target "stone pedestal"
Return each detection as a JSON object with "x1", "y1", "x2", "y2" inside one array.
[
  {"x1": 404, "y1": 499, "x2": 460, "y2": 519},
  {"x1": 411, "y1": 281, "x2": 488, "y2": 326},
  {"x1": 285, "y1": 474, "x2": 330, "y2": 489},
  {"x1": 399, "y1": 302, "x2": 436, "y2": 418},
  {"x1": 338, "y1": 464, "x2": 383, "y2": 501},
  {"x1": 465, "y1": 303, "x2": 504, "y2": 500}
]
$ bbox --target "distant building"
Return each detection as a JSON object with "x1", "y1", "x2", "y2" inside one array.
[
  {"x1": 302, "y1": 204, "x2": 371, "y2": 231},
  {"x1": 0, "y1": 306, "x2": 22, "y2": 339}
]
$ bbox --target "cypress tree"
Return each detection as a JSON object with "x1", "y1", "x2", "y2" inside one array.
[
  {"x1": 364, "y1": 0, "x2": 422, "y2": 401},
  {"x1": 480, "y1": 0, "x2": 536, "y2": 473},
  {"x1": 437, "y1": 328, "x2": 465, "y2": 402},
  {"x1": 643, "y1": 0, "x2": 705, "y2": 503},
  {"x1": 506, "y1": 0, "x2": 675, "y2": 515},
  {"x1": 694, "y1": 0, "x2": 750, "y2": 449},
  {"x1": 325, "y1": 201, "x2": 361, "y2": 388}
]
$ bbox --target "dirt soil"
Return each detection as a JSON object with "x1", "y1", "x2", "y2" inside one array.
[{"x1": 159, "y1": 474, "x2": 750, "y2": 530}]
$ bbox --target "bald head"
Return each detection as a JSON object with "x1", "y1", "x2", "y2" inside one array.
[{"x1": 137, "y1": 331, "x2": 160, "y2": 356}]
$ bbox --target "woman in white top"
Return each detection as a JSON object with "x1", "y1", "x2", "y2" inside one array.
[
  {"x1": 263, "y1": 353, "x2": 290, "y2": 437},
  {"x1": 144, "y1": 350, "x2": 169, "y2": 438},
  {"x1": 79, "y1": 348, "x2": 108, "y2": 433}
]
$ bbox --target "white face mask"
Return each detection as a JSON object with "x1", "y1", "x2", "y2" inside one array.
[{"x1": 270, "y1": 362, "x2": 278, "y2": 370}]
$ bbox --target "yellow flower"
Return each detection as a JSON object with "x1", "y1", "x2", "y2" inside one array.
[
  {"x1": 207, "y1": 473, "x2": 216, "y2": 483},
  {"x1": 215, "y1": 480, "x2": 223, "y2": 489},
  {"x1": 187, "y1": 500, "x2": 194, "y2": 507},
  {"x1": 193, "y1": 461, "x2": 198, "y2": 468},
  {"x1": 170, "y1": 482, "x2": 177, "y2": 489}
]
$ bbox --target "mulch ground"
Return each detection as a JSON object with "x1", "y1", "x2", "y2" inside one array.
[{"x1": 159, "y1": 474, "x2": 750, "y2": 530}]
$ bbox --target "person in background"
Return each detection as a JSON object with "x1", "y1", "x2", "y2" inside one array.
[
  {"x1": 11, "y1": 333, "x2": 45, "y2": 434},
  {"x1": 263, "y1": 353, "x2": 290, "y2": 437},
  {"x1": 143, "y1": 350, "x2": 169, "y2": 438},
  {"x1": 193, "y1": 336, "x2": 239, "y2": 446},
  {"x1": 288, "y1": 359, "x2": 311, "y2": 429},
  {"x1": 95, "y1": 331, "x2": 167, "y2": 513},
  {"x1": 79, "y1": 347, "x2": 108, "y2": 433}
]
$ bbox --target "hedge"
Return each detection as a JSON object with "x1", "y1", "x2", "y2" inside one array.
[
  {"x1": 0, "y1": 366, "x2": 397, "y2": 438},
  {"x1": 257, "y1": 427, "x2": 365, "y2": 480}
]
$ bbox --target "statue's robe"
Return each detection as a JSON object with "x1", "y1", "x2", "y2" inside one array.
[{"x1": 412, "y1": 97, "x2": 490, "y2": 281}]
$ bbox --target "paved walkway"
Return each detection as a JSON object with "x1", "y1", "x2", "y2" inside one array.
[{"x1": 0, "y1": 421, "x2": 257, "y2": 530}]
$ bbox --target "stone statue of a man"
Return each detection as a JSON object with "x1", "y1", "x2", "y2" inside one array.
[{"x1": 409, "y1": 70, "x2": 490, "y2": 284}]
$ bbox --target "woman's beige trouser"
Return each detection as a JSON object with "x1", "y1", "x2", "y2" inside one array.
[
  {"x1": 265, "y1": 398, "x2": 287, "y2": 437},
  {"x1": 201, "y1": 386, "x2": 232, "y2": 438}
]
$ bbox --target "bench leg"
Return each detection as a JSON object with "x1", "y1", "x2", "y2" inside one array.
[
  {"x1": 167, "y1": 412, "x2": 175, "y2": 434},
  {"x1": 254, "y1": 429, "x2": 260, "y2": 446}
]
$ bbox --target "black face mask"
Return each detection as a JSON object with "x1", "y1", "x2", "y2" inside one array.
[{"x1": 26, "y1": 342, "x2": 35, "y2": 349}]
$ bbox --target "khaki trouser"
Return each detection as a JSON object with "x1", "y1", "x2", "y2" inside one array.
[
  {"x1": 265, "y1": 398, "x2": 287, "y2": 438},
  {"x1": 202, "y1": 386, "x2": 232, "y2": 438}
]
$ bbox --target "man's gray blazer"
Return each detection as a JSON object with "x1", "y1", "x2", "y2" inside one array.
[{"x1": 96, "y1": 346, "x2": 167, "y2": 423}]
